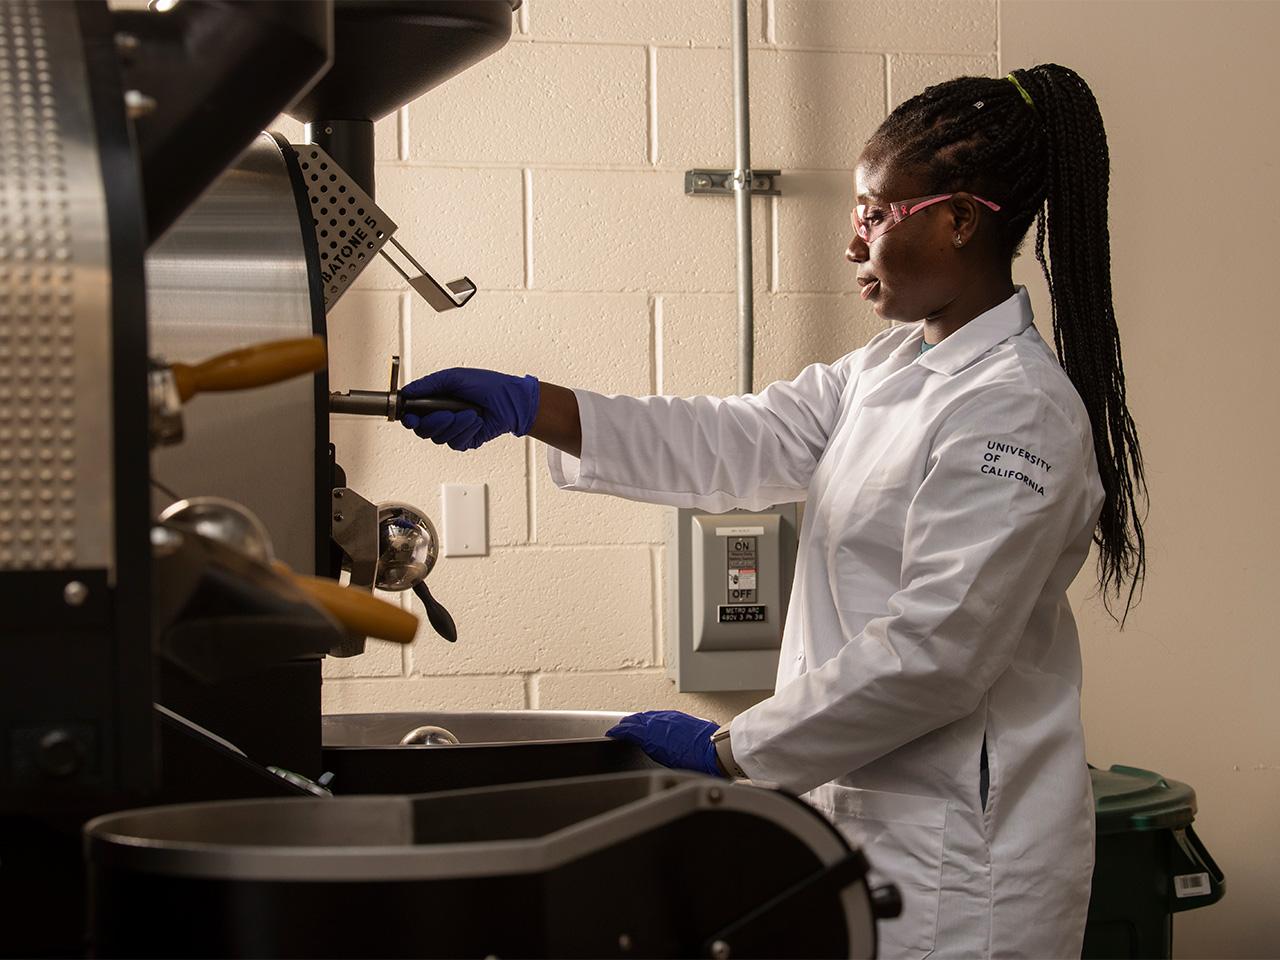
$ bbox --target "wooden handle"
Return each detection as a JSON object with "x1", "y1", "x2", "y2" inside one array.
[
  {"x1": 276, "y1": 564, "x2": 419, "y2": 645},
  {"x1": 171, "y1": 336, "x2": 327, "y2": 402}
]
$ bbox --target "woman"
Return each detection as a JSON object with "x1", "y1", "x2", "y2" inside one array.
[{"x1": 398, "y1": 64, "x2": 1146, "y2": 958}]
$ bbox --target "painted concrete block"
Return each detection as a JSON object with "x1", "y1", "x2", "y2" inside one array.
[
  {"x1": 408, "y1": 546, "x2": 654, "y2": 675},
  {"x1": 326, "y1": 289, "x2": 402, "y2": 394},
  {"x1": 321, "y1": 675, "x2": 526, "y2": 714},
  {"x1": 774, "y1": 0, "x2": 997, "y2": 55},
  {"x1": 658, "y1": 292, "x2": 882, "y2": 397},
  {"x1": 329, "y1": 418, "x2": 529, "y2": 548},
  {"x1": 534, "y1": 170, "x2": 770, "y2": 292},
  {"x1": 890, "y1": 53, "x2": 999, "y2": 108},
  {"x1": 525, "y1": 0, "x2": 764, "y2": 46},
  {"x1": 534, "y1": 445, "x2": 668, "y2": 545},
  {"x1": 657, "y1": 292, "x2": 742, "y2": 397},
  {"x1": 407, "y1": 292, "x2": 651, "y2": 397},
  {"x1": 756, "y1": 292, "x2": 884, "y2": 386},
  {"x1": 774, "y1": 168, "x2": 861, "y2": 294},
  {"x1": 406, "y1": 43, "x2": 647, "y2": 166},
  {"x1": 352, "y1": 165, "x2": 525, "y2": 294},
  {"x1": 656, "y1": 48, "x2": 883, "y2": 170},
  {"x1": 532, "y1": 668, "x2": 769, "y2": 722},
  {"x1": 321, "y1": 632, "x2": 404, "y2": 679}
]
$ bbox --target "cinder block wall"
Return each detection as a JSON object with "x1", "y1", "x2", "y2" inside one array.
[{"x1": 273, "y1": 0, "x2": 998, "y2": 722}]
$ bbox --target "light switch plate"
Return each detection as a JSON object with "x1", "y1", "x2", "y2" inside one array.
[{"x1": 441, "y1": 483, "x2": 487, "y2": 557}]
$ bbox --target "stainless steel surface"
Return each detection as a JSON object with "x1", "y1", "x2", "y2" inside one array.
[
  {"x1": 84, "y1": 771, "x2": 878, "y2": 954},
  {"x1": 329, "y1": 485, "x2": 378, "y2": 658},
  {"x1": 322, "y1": 710, "x2": 628, "y2": 747},
  {"x1": 293, "y1": 143, "x2": 392, "y2": 310},
  {"x1": 684, "y1": 169, "x2": 781, "y2": 197},
  {"x1": 375, "y1": 502, "x2": 438, "y2": 590},
  {"x1": 330, "y1": 486, "x2": 378, "y2": 589},
  {"x1": 158, "y1": 496, "x2": 274, "y2": 565},
  {"x1": 0, "y1": 2, "x2": 115, "y2": 573},
  {"x1": 329, "y1": 389, "x2": 395, "y2": 418},
  {"x1": 147, "y1": 363, "x2": 184, "y2": 446},
  {"x1": 732, "y1": 0, "x2": 754, "y2": 395},
  {"x1": 84, "y1": 772, "x2": 861, "y2": 891},
  {"x1": 397, "y1": 724, "x2": 460, "y2": 746},
  {"x1": 147, "y1": 133, "x2": 318, "y2": 573},
  {"x1": 330, "y1": 389, "x2": 480, "y2": 418}
]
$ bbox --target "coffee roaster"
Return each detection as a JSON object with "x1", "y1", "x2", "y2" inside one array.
[{"x1": 0, "y1": 2, "x2": 896, "y2": 955}]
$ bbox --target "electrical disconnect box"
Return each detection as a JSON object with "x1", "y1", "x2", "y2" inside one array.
[{"x1": 666, "y1": 504, "x2": 800, "y2": 692}]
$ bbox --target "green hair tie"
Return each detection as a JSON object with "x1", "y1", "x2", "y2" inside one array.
[{"x1": 1006, "y1": 73, "x2": 1035, "y2": 110}]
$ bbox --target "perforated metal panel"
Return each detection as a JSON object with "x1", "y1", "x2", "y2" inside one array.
[
  {"x1": 0, "y1": 1, "x2": 114, "y2": 573},
  {"x1": 291, "y1": 143, "x2": 395, "y2": 311}
]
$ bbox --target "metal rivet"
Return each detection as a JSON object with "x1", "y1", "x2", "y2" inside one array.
[
  {"x1": 333, "y1": 512, "x2": 344, "y2": 522},
  {"x1": 707, "y1": 787, "x2": 723, "y2": 804},
  {"x1": 124, "y1": 89, "x2": 156, "y2": 119},
  {"x1": 114, "y1": 32, "x2": 140, "y2": 57},
  {"x1": 63, "y1": 580, "x2": 87, "y2": 606},
  {"x1": 710, "y1": 940, "x2": 731, "y2": 959}
]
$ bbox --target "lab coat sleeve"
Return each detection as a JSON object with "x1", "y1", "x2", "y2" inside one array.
[
  {"x1": 546, "y1": 357, "x2": 856, "y2": 512},
  {"x1": 729, "y1": 384, "x2": 1101, "y2": 794}
]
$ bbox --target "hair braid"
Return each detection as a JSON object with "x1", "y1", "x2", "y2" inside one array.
[{"x1": 869, "y1": 64, "x2": 1147, "y2": 623}]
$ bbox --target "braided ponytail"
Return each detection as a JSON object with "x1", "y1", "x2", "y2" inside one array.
[{"x1": 869, "y1": 64, "x2": 1147, "y2": 623}]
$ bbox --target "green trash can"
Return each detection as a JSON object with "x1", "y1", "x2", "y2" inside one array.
[{"x1": 1083, "y1": 765, "x2": 1226, "y2": 959}]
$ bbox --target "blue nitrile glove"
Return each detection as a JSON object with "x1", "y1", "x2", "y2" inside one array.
[
  {"x1": 606, "y1": 710, "x2": 724, "y2": 777},
  {"x1": 399, "y1": 367, "x2": 540, "y2": 451}
]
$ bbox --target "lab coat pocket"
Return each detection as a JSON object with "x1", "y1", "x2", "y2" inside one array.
[{"x1": 808, "y1": 783, "x2": 948, "y2": 959}]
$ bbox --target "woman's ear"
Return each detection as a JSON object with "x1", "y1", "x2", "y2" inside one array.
[{"x1": 949, "y1": 193, "x2": 982, "y2": 247}]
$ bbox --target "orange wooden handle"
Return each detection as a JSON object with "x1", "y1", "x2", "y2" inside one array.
[
  {"x1": 277, "y1": 564, "x2": 419, "y2": 645},
  {"x1": 171, "y1": 336, "x2": 327, "y2": 402}
]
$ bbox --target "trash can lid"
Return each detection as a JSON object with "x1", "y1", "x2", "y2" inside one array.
[{"x1": 1092, "y1": 764, "x2": 1198, "y2": 834}]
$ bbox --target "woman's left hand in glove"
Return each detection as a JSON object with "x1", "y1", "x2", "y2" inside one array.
[{"x1": 606, "y1": 710, "x2": 725, "y2": 777}]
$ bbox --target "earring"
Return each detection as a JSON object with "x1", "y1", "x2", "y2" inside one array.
[{"x1": 953, "y1": 235, "x2": 963, "y2": 247}]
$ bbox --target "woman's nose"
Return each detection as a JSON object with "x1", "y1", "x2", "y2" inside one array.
[{"x1": 846, "y1": 234, "x2": 869, "y2": 263}]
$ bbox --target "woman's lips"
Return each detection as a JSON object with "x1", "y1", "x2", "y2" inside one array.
[{"x1": 858, "y1": 279, "x2": 880, "y2": 301}]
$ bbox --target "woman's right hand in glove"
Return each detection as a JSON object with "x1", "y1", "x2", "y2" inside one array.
[{"x1": 399, "y1": 367, "x2": 540, "y2": 451}]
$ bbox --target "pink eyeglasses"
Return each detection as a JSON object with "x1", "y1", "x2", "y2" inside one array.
[{"x1": 852, "y1": 193, "x2": 1002, "y2": 245}]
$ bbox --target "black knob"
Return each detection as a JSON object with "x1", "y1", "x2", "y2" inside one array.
[
  {"x1": 871, "y1": 884, "x2": 902, "y2": 919},
  {"x1": 37, "y1": 729, "x2": 84, "y2": 779},
  {"x1": 413, "y1": 581, "x2": 457, "y2": 643}
]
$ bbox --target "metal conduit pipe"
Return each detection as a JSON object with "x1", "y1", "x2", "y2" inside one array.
[{"x1": 732, "y1": 0, "x2": 755, "y2": 395}]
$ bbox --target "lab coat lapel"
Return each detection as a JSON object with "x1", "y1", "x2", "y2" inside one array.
[
  {"x1": 858, "y1": 288, "x2": 1035, "y2": 408},
  {"x1": 917, "y1": 286, "x2": 1036, "y2": 377},
  {"x1": 856, "y1": 334, "x2": 929, "y2": 408}
]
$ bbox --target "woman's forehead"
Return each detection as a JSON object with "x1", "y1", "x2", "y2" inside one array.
[{"x1": 854, "y1": 155, "x2": 931, "y2": 202}]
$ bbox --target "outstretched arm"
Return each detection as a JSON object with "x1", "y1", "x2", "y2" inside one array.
[{"x1": 529, "y1": 381, "x2": 582, "y2": 458}]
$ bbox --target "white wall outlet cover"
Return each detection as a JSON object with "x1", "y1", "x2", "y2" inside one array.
[{"x1": 441, "y1": 483, "x2": 487, "y2": 557}]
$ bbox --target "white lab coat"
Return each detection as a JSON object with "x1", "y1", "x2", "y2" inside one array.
[{"x1": 548, "y1": 288, "x2": 1103, "y2": 959}]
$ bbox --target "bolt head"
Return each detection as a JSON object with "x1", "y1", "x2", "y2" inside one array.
[
  {"x1": 37, "y1": 729, "x2": 83, "y2": 778},
  {"x1": 124, "y1": 89, "x2": 157, "y2": 120},
  {"x1": 114, "y1": 32, "x2": 140, "y2": 56},
  {"x1": 710, "y1": 939, "x2": 731, "y2": 959},
  {"x1": 63, "y1": 580, "x2": 87, "y2": 607}
]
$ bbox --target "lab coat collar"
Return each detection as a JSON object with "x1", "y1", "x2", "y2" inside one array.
[{"x1": 912, "y1": 286, "x2": 1035, "y2": 377}]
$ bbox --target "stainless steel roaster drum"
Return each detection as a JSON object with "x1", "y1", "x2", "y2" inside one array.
[{"x1": 85, "y1": 772, "x2": 886, "y2": 958}]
